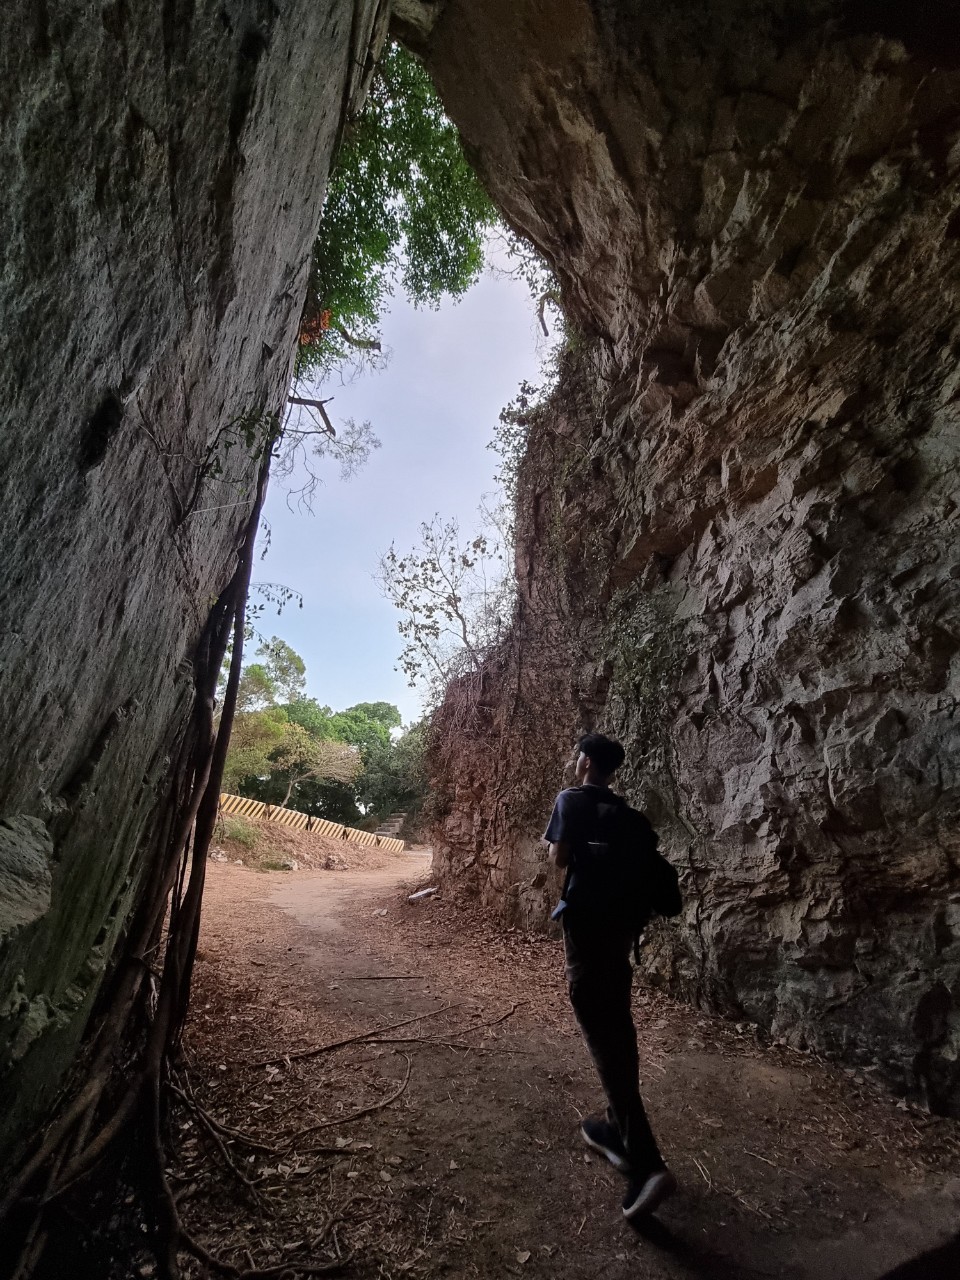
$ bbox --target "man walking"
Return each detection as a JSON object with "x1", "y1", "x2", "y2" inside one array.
[{"x1": 544, "y1": 733, "x2": 681, "y2": 1221}]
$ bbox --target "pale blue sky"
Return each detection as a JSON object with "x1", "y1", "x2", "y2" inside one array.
[{"x1": 255, "y1": 262, "x2": 544, "y2": 724}]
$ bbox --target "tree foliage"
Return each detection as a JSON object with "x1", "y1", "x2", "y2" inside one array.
[
  {"x1": 297, "y1": 41, "x2": 496, "y2": 379},
  {"x1": 222, "y1": 702, "x2": 288, "y2": 794},
  {"x1": 273, "y1": 412, "x2": 383, "y2": 510},
  {"x1": 270, "y1": 723, "x2": 360, "y2": 807},
  {"x1": 255, "y1": 637, "x2": 307, "y2": 703},
  {"x1": 223, "y1": 641, "x2": 424, "y2": 822},
  {"x1": 377, "y1": 514, "x2": 513, "y2": 696},
  {"x1": 356, "y1": 721, "x2": 426, "y2": 818},
  {"x1": 235, "y1": 663, "x2": 277, "y2": 713}
]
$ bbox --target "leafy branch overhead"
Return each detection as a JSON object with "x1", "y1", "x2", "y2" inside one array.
[
  {"x1": 139, "y1": 43, "x2": 562, "y2": 529},
  {"x1": 297, "y1": 41, "x2": 497, "y2": 379}
]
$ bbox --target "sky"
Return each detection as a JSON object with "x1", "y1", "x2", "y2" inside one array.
[{"x1": 254, "y1": 259, "x2": 545, "y2": 725}]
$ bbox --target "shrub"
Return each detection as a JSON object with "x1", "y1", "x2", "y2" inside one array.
[{"x1": 222, "y1": 815, "x2": 258, "y2": 848}]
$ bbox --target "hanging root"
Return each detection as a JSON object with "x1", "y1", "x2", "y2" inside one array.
[{"x1": 0, "y1": 461, "x2": 339, "y2": 1278}]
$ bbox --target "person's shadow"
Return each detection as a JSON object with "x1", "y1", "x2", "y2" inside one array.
[
  {"x1": 626, "y1": 1215, "x2": 767, "y2": 1278},
  {"x1": 876, "y1": 1235, "x2": 960, "y2": 1279},
  {"x1": 628, "y1": 1216, "x2": 960, "y2": 1279}
]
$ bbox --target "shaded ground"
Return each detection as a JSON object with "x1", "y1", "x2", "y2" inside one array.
[{"x1": 174, "y1": 855, "x2": 960, "y2": 1278}]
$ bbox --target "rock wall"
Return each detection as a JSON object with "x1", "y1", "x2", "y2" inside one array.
[
  {"x1": 0, "y1": 0, "x2": 387, "y2": 1167},
  {"x1": 409, "y1": 1, "x2": 960, "y2": 1111}
]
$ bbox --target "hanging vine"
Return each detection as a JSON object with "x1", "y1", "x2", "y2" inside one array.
[{"x1": 0, "y1": 457, "x2": 340, "y2": 1279}]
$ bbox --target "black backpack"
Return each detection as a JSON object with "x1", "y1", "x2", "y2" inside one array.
[{"x1": 552, "y1": 789, "x2": 681, "y2": 944}]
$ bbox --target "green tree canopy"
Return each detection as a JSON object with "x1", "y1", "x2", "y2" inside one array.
[
  {"x1": 346, "y1": 701, "x2": 402, "y2": 729},
  {"x1": 235, "y1": 663, "x2": 277, "y2": 714},
  {"x1": 222, "y1": 703, "x2": 287, "y2": 793},
  {"x1": 283, "y1": 697, "x2": 336, "y2": 740},
  {"x1": 356, "y1": 721, "x2": 426, "y2": 818},
  {"x1": 270, "y1": 723, "x2": 361, "y2": 808},
  {"x1": 326, "y1": 706, "x2": 391, "y2": 761},
  {"x1": 256, "y1": 637, "x2": 307, "y2": 703},
  {"x1": 298, "y1": 41, "x2": 496, "y2": 378},
  {"x1": 223, "y1": 640, "x2": 420, "y2": 822}
]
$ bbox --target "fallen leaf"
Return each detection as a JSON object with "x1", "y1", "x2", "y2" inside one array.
[{"x1": 516, "y1": 1250, "x2": 531, "y2": 1264}]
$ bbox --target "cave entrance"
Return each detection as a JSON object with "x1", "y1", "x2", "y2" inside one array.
[
  {"x1": 214, "y1": 40, "x2": 552, "y2": 863},
  {"x1": 212, "y1": 246, "x2": 544, "y2": 875},
  {"x1": 5, "y1": 2, "x2": 960, "y2": 1277}
]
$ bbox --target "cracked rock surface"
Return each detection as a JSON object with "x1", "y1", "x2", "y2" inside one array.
[
  {"x1": 0, "y1": 0, "x2": 386, "y2": 1165},
  {"x1": 415, "y1": 0, "x2": 960, "y2": 1111}
]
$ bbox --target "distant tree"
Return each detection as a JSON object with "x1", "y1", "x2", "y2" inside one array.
[
  {"x1": 283, "y1": 697, "x2": 336, "y2": 740},
  {"x1": 287, "y1": 778, "x2": 363, "y2": 825},
  {"x1": 222, "y1": 704, "x2": 287, "y2": 793},
  {"x1": 377, "y1": 514, "x2": 512, "y2": 694},
  {"x1": 344, "y1": 701, "x2": 402, "y2": 730},
  {"x1": 224, "y1": 641, "x2": 306, "y2": 794},
  {"x1": 256, "y1": 637, "x2": 306, "y2": 702},
  {"x1": 327, "y1": 705, "x2": 394, "y2": 759},
  {"x1": 235, "y1": 663, "x2": 277, "y2": 713},
  {"x1": 356, "y1": 721, "x2": 426, "y2": 819},
  {"x1": 269, "y1": 723, "x2": 361, "y2": 808},
  {"x1": 223, "y1": 641, "x2": 418, "y2": 822}
]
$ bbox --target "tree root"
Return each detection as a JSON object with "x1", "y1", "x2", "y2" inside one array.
[
  {"x1": 252, "y1": 1003, "x2": 460, "y2": 1067},
  {"x1": 156, "y1": 1100, "x2": 351, "y2": 1279},
  {"x1": 168, "y1": 1076, "x2": 281, "y2": 1155},
  {"x1": 284, "y1": 1054, "x2": 412, "y2": 1151},
  {"x1": 3, "y1": 461, "x2": 271, "y2": 1278},
  {"x1": 167, "y1": 1083, "x2": 264, "y2": 1208}
]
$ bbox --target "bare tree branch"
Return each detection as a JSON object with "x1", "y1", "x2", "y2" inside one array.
[
  {"x1": 332, "y1": 323, "x2": 382, "y2": 353},
  {"x1": 286, "y1": 397, "x2": 337, "y2": 437}
]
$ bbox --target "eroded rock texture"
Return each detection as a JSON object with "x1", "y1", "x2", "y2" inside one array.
[
  {"x1": 411, "y1": 1, "x2": 960, "y2": 1110},
  {"x1": 0, "y1": 0, "x2": 387, "y2": 1165}
]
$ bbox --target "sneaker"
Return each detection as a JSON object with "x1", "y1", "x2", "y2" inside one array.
[
  {"x1": 622, "y1": 1168, "x2": 678, "y2": 1220},
  {"x1": 579, "y1": 1116, "x2": 631, "y2": 1173}
]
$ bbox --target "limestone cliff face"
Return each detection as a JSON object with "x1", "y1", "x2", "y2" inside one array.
[
  {"x1": 0, "y1": 0, "x2": 387, "y2": 1165},
  {"x1": 411, "y1": 1, "x2": 960, "y2": 1111}
]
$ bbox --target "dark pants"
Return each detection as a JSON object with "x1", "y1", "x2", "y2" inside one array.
[{"x1": 564, "y1": 919, "x2": 665, "y2": 1177}]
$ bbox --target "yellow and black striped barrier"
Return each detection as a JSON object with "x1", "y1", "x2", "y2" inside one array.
[{"x1": 218, "y1": 793, "x2": 405, "y2": 853}]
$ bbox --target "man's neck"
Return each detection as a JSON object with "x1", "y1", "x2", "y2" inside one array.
[{"x1": 582, "y1": 773, "x2": 611, "y2": 788}]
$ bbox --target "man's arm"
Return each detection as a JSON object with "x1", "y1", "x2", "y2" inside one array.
[
  {"x1": 548, "y1": 840, "x2": 570, "y2": 869},
  {"x1": 543, "y1": 789, "x2": 575, "y2": 870}
]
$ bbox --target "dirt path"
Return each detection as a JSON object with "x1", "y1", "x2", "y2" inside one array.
[{"x1": 177, "y1": 856, "x2": 960, "y2": 1279}]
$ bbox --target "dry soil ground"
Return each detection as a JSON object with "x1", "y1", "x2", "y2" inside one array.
[{"x1": 172, "y1": 852, "x2": 960, "y2": 1279}]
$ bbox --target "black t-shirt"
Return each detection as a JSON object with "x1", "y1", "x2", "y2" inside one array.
[
  {"x1": 544, "y1": 785, "x2": 616, "y2": 850},
  {"x1": 545, "y1": 786, "x2": 677, "y2": 929}
]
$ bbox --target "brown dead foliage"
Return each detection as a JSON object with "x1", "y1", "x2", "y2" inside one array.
[{"x1": 212, "y1": 815, "x2": 399, "y2": 874}]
